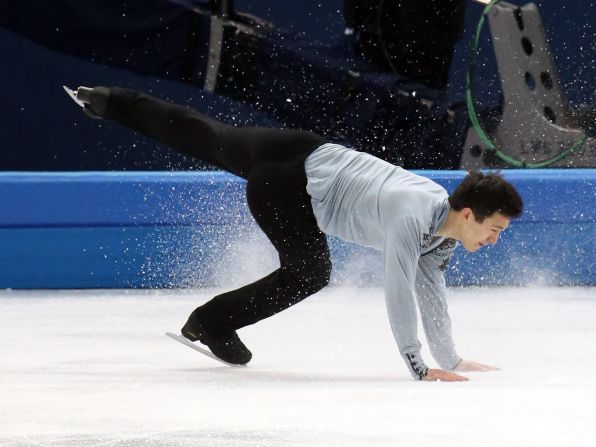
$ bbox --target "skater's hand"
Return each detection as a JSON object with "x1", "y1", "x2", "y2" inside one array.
[
  {"x1": 422, "y1": 369, "x2": 468, "y2": 382},
  {"x1": 453, "y1": 359, "x2": 500, "y2": 372}
]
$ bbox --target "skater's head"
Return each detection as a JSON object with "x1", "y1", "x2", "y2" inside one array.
[{"x1": 447, "y1": 171, "x2": 523, "y2": 252}]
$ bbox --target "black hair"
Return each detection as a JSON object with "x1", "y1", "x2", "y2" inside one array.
[{"x1": 448, "y1": 171, "x2": 523, "y2": 222}]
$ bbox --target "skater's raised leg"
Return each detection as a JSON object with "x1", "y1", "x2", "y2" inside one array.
[{"x1": 67, "y1": 86, "x2": 326, "y2": 179}]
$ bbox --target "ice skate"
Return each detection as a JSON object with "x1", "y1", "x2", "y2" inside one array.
[
  {"x1": 63, "y1": 85, "x2": 106, "y2": 119},
  {"x1": 178, "y1": 310, "x2": 252, "y2": 366}
]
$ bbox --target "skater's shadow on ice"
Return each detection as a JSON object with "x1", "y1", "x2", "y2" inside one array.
[{"x1": 172, "y1": 367, "x2": 408, "y2": 384}]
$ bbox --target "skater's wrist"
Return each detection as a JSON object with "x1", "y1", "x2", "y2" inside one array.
[
  {"x1": 403, "y1": 351, "x2": 428, "y2": 380},
  {"x1": 451, "y1": 358, "x2": 463, "y2": 371}
]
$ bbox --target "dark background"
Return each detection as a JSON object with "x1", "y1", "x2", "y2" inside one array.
[{"x1": 0, "y1": 0, "x2": 594, "y2": 171}]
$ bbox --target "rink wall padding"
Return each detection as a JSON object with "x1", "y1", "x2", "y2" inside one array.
[{"x1": 0, "y1": 170, "x2": 594, "y2": 288}]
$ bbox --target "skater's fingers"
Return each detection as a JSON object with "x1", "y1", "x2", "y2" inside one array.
[
  {"x1": 453, "y1": 359, "x2": 500, "y2": 372},
  {"x1": 423, "y1": 369, "x2": 469, "y2": 382}
]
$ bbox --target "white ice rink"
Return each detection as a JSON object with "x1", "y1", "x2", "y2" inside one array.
[{"x1": 1, "y1": 286, "x2": 595, "y2": 447}]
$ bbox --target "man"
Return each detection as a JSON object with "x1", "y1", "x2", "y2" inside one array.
[{"x1": 66, "y1": 86, "x2": 523, "y2": 381}]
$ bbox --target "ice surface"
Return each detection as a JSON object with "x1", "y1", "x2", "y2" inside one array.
[{"x1": 1, "y1": 287, "x2": 595, "y2": 446}]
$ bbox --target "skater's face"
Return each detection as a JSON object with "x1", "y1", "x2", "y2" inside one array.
[{"x1": 459, "y1": 210, "x2": 510, "y2": 253}]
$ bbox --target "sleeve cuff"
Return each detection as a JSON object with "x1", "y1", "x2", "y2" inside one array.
[
  {"x1": 448, "y1": 357, "x2": 463, "y2": 371},
  {"x1": 404, "y1": 351, "x2": 429, "y2": 380}
]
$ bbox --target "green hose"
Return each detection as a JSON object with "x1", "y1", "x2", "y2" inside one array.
[{"x1": 466, "y1": 0, "x2": 587, "y2": 168}]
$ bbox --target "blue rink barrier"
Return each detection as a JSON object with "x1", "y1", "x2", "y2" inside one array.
[{"x1": 0, "y1": 170, "x2": 594, "y2": 288}]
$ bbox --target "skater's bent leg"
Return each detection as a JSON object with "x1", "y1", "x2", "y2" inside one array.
[
  {"x1": 186, "y1": 163, "x2": 331, "y2": 337},
  {"x1": 192, "y1": 252, "x2": 331, "y2": 338}
]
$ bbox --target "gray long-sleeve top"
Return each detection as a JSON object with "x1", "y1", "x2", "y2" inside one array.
[{"x1": 304, "y1": 143, "x2": 461, "y2": 379}]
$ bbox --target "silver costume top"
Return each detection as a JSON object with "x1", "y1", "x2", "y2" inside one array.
[{"x1": 305, "y1": 143, "x2": 461, "y2": 378}]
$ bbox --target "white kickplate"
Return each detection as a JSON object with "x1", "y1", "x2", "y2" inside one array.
[
  {"x1": 165, "y1": 332, "x2": 242, "y2": 367},
  {"x1": 63, "y1": 85, "x2": 85, "y2": 107}
]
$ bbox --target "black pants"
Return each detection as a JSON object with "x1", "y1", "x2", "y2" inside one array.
[{"x1": 97, "y1": 88, "x2": 332, "y2": 337}]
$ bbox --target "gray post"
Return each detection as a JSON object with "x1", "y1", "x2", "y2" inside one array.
[{"x1": 461, "y1": 2, "x2": 595, "y2": 169}]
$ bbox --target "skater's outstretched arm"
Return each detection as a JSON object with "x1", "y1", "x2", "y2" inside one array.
[
  {"x1": 416, "y1": 255, "x2": 461, "y2": 370},
  {"x1": 384, "y1": 216, "x2": 468, "y2": 382}
]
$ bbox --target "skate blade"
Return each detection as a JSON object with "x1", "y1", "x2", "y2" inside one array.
[
  {"x1": 165, "y1": 332, "x2": 244, "y2": 367},
  {"x1": 63, "y1": 85, "x2": 85, "y2": 108}
]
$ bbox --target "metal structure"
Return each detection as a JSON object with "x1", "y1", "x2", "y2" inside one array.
[{"x1": 461, "y1": 1, "x2": 595, "y2": 169}]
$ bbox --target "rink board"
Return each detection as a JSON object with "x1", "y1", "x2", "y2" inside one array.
[{"x1": 0, "y1": 170, "x2": 594, "y2": 288}]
